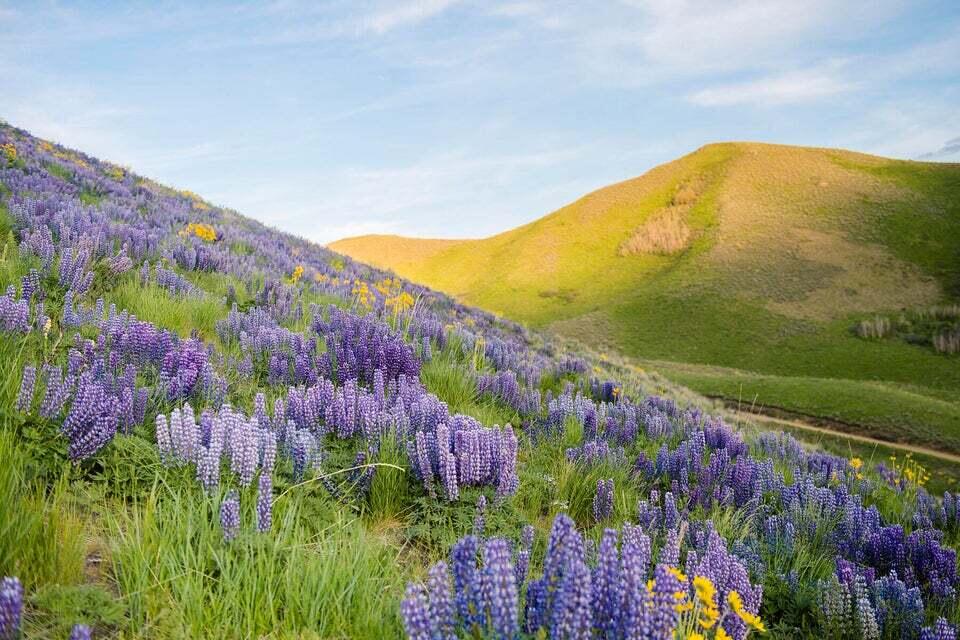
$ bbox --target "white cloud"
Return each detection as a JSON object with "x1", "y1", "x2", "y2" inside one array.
[
  {"x1": 357, "y1": 0, "x2": 463, "y2": 36},
  {"x1": 689, "y1": 69, "x2": 853, "y2": 107},
  {"x1": 839, "y1": 101, "x2": 960, "y2": 160}
]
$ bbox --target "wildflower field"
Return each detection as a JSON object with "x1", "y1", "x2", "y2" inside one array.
[{"x1": 1, "y1": 121, "x2": 960, "y2": 639}]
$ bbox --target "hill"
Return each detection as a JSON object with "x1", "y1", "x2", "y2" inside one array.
[
  {"x1": 6, "y1": 122, "x2": 960, "y2": 638},
  {"x1": 332, "y1": 142, "x2": 960, "y2": 449}
]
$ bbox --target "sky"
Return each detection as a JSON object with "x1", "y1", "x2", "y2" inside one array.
[{"x1": 1, "y1": 1, "x2": 959, "y2": 244}]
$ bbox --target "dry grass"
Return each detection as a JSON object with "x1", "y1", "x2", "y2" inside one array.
[
  {"x1": 618, "y1": 208, "x2": 692, "y2": 256},
  {"x1": 934, "y1": 330, "x2": 960, "y2": 354},
  {"x1": 855, "y1": 316, "x2": 892, "y2": 339}
]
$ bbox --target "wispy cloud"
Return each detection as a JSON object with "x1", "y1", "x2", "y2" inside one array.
[
  {"x1": 356, "y1": 0, "x2": 463, "y2": 36},
  {"x1": 689, "y1": 69, "x2": 854, "y2": 107}
]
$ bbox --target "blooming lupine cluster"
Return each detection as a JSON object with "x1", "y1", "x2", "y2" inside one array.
[
  {"x1": 402, "y1": 513, "x2": 765, "y2": 639},
  {"x1": 476, "y1": 370, "x2": 541, "y2": 415},
  {"x1": 313, "y1": 305, "x2": 420, "y2": 384},
  {"x1": 409, "y1": 416, "x2": 520, "y2": 502},
  {"x1": 0, "y1": 286, "x2": 31, "y2": 333},
  {"x1": 156, "y1": 403, "x2": 276, "y2": 490}
]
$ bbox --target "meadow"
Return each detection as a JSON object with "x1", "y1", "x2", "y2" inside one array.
[
  {"x1": 2, "y1": 123, "x2": 960, "y2": 640},
  {"x1": 331, "y1": 143, "x2": 960, "y2": 454}
]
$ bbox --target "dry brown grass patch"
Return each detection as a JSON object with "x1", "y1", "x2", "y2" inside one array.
[{"x1": 618, "y1": 177, "x2": 704, "y2": 256}]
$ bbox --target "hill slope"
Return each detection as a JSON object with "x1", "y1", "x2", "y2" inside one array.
[{"x1": 332, "y1": 142, "x2": 960, "y2": 446}]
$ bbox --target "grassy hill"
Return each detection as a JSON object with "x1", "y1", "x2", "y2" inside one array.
[{"x1": 332, "y1": 142, "x2": 960, "y2": 450}]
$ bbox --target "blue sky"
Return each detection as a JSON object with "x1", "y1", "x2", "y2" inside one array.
[{"x1": 1, "y1": 1, "x2": 958, "y2": 243}]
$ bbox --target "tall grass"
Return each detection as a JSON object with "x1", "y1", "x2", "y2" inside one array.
[
  {"x1": 108, "y1": 277, "x2": 227, "y2": 340},
  {"x1": 0, "y1": 429, "x2": 86, "y2": 590},
  {"x1": 367, "y1": 431, "x2": 412, "y2": 521},
  {"x1": 109, "y1": 482, "x2": 408, "y2": 638}
]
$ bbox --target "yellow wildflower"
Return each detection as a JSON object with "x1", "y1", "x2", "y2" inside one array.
[
  {"x1": 849, "y1": 457, "x2": 863, "y2": 471},
  {"x1": 290, "y1": 265, "x2": 304, "y2": 284},
  {"x1": 728, "y1": 591, "x2": 765, "y2": 632},
  {"x1": 667, "y1": 566, "x2": 687, "y2": 583}
]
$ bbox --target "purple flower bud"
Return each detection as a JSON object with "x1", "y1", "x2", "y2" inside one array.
[
  {"x1": 16, "y1": 365, "x2": 36, "y2": 413},
  {"x1": 220, "y1": 491, "x2": 240, "y2": 541},
  {"x1": 256, "y1": 471, "x2": 273, "y2": 533}
]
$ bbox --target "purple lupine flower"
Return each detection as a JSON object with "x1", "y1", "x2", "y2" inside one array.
[
  {"x1": 401, "y1": 582, "x2": 432, "y2": 640},
  {"x1": 220, "y1": 491, "x2": 240, "y2": 541},
  {"x1": 515, "y1": 525, "x2": 535, "y2": 588},
  {"x1": 593, "y1": 478, "x2": 614, "y2": 522},
  {"x1": 256, "y1": 471, "x2": 272, "y2": 533},
  {"x1": 922, "y1": 618, "x2": 957, "y2": 640},
  {"x1": 646, "y1": 564, "x2": 683, "y2": 640},
  {"x1": 69, "y1": 623, "x2": 93, "y2": 640},
  {"x1": 426, "y1": 561, "x2": 456, "y2": 639},
  {"x1": 663, "y1": 491, "x2": 679, "y2": 531},
  {"x1": 482, "y1": 538, "x2": 519, "y2": 637},
  {"x1": 659, "y1": 528, "x2": 681, "y2": 566},
  {"x1": 550, "y1": 556, "x2": 592, "y2": 640},
  {"x1": 228, "y1": 417, "x2": 258, "y2": 486},
  {"x1": 62, "y1": 375, "x2": 120, "y2": 460},
  {"x1": 618, "y1": 526, "x2": 652, "y2": 639},
  {"x1": 450, "y1": 535, "x2": 483, "y2": 630},
  {"x1": 39, "y1": 365, "x2": 71, "y2": 419},
  {"x1": 16, "y1": 365, "x2": 36, "y2": 413},
  {"x1": 591, "y1": 528, "x2": 620, "y2": 637},
  {"x1": 0, "y1": 576, "x2": 23, "y2": 639},
  {"x1": 495, "y1": 425, "x2": 519, "y2": 501},
  {"x1": 473, "y1": 494, "x2": 487, "y2": 535},
  {"x1": 156, "y1": 414, "x2": 173, "y2": 465},
  {"x1": 442, "y1": 451, "x2": 459, "y2": 502}
]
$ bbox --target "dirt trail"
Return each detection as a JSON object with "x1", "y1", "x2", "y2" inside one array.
[{"x1": 719, "y1": 401, "x2": 960, "y2": 465}]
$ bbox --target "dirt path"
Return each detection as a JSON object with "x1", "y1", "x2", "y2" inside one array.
[{"x1": 720, "y1": 401, "x2": 960, "y2": 465}]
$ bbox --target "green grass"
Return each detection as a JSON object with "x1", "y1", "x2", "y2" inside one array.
[
  {"x1": 0, "y1": 430, "x2": 86, "y2": 591},
  {"x1": 109, "y1": 481, "x2": 408, "y2": 638},
  {"x1": 653, "y1": 359, "x2": 960, "y2": 452},
  {"x1": 109, "y1": 275, "x2": 228, "y2": 340}
]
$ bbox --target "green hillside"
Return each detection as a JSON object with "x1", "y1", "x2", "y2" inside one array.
[{"x1": 331, "y1": 142, "x2": 960, "y2": 450}]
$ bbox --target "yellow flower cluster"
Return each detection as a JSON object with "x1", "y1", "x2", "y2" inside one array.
[
  {"x1": 352, "y1": 280, "x2": 374, "y2": 309},
  {"x1": 1, "y1": 142, "x2": 17, "y2": 163},
  {"x1": 652, "y1": 572, "x2": 764, "y2": 639},
  {"x1": 39, "y1": 141, "x2": 54, "y2": 153},
  {"x1": 889, "y1": 453, "x2": 930, "y2": 489},
  {"x1": 180, "y1": 190, "x2": 210, "y2": 211},
  {"x1": 374, "y1": 277, "x2": 402, "y2": 297},
  {"x1": 182, "y1": 222, "x2": 217, "y2": 242},
  {"x1": 52, "y1": 149, "x2": 90, "y2": 169},
  {"x1": 849, "y1": 457, "x2": 864, "y2": 480},
  {"x1": 106, "y1": 165, "x2": 125, "y2": 181},
  {"x1": 386, "y1": 291, "x2": 415, "y2": 315},
  {"x1": 693, "y1": 576, "x2": 721, "y2": 630},
  {"x1": 290, "y1": 265, "x2": 304, "y2": 284}
]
